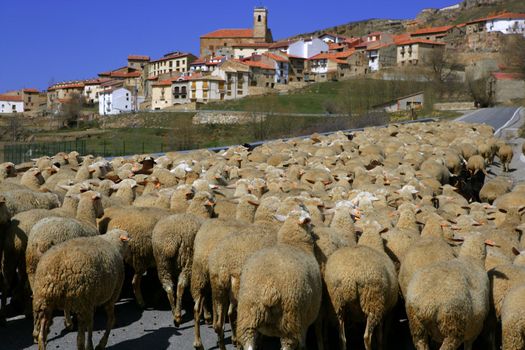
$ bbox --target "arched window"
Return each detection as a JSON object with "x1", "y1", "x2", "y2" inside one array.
[
  {"x1": 181, "y1": 86, "x2": 187, "y2": 94},
  {"x1": 257, "y1": 15, "x2": 261, "y2": 22}
]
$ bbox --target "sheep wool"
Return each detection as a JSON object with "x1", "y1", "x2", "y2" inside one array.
[{"x1": 32, "y1": 229, "x2": 129, "y2": 350}]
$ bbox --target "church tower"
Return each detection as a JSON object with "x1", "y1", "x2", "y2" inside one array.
[{"x1": 253, "y1": 7, "x2": 268, "y2": 40}]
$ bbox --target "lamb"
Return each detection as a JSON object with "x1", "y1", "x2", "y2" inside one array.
[
  {"x1": 32, "y1": 229, "x2": 130, "y2": 350},
  {"x1": 466, "y1": 154, "x2": 488, "y2": 176},
  {"x1": 236, "y1": 209, "x2": 322, "y2": 350},
  {"x1": 324, "y1": 221, "x2": 398, "y2": 350},
  {"x1": 0, "y1": 162, "x2": 17, "y2": 180},
  {"x1": 498, "y1": 144, "x2": 514, "y2": 172},
  {"x1": 151, "y1": 191, "x2": 214, "y2": 327},
  {"x1": 26, "y1": 191, "x2": 104, "y2": 289},
  {"x1": 405, "y1": 234, "x2": 493, "y2": 349},
  {"x1": 501, "y1": 284, "x2": 525, "y2": 350}
]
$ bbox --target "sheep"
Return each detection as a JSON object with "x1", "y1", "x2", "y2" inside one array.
[
  {"x1": 236, "y1": 209, "x2": 322, "y2": 350},
  {"x1": 2, "y1": 189, "x2": 60, "y2": 217},
  {"x1": 32, "y1": 229, "x2": 130, "y2": 350},
  {"x1": 467, "y1": 154, "x2": 488, "y2": 176},
  {"x1": 100, "y1": 205, "x2": 172, "y2": 307},
  {"x1": 0, "y1": 162, "x2": 17, "y2": 180},
  {"x1": 26, "y1": 191, "x2": 104, "y2": 289},
  {"x1": 191, "y1": 194, "x2": 260, "y2": 348},
  {"x1": 501, "y1": 284, "x2": 525, "y2": 350},
  {"x1": 498, "y1": 144, "x2": 514, "y2": 172},
  {"x1": 398, "y1": 213, "x2": 455, "y2": 298},
  {"x1": 405, "y1": 234, "x2": 493, "y2": 349},
  {"x1": 151, "y1": 191, "x2": 214, "y2": 327},
  {"x1": 479, "y1": 177, "x2": 512, "y2": 204},
  {"x1": 324, "y1": 221, "x2": 398, "y2": 350}
]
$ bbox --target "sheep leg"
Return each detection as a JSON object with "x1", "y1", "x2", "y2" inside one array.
[
  {"x1": 96, "y1": 303, "x2": 116, "y2": 350},
  {"x1": 163, "y1": 283, "x2": 178, "y2": 326},
  {"x1": 64, "y1": 308, "x2": 74, "y2": 330},
  {"x1": 132, "y1": 273, "x2": 145, "y2": 308},
  {"x1": 175, "y1": 271, "x2": 189, "y2": 327},
  {"x1": 213, "y1": 299, "x2": 227, "y2": 350},
  {"x1": 77, "y1": 319, "x2": 86, "y2": 350},
  {"x1": 364, "y1": 316, "x2": 379, "y2": 350},
  {"x1": 37, "y1": 311, "x2": 51, "y2": 350},
  {"x1": 228, "y1": 301, "x2": 238, "y2": 345},
  {"x1": 193, "y1": 294, "x2": 204, "y2": 349},
  {"x1": 242, "y1": 328, "x2": 256, "y2": 350},
  {"x1": 337, "y1": 315, "x2": 347, "y2": 350},
  {"x1": 281, "y1": 337, "x2": 298, "y2": 350},
  {"x1": 314, "y1": 315, "x2": 324, "y2": 350},
  {"x1": 439, "y1": 336, "x2": 462, "y2": 350},
  {"x1": 86, "y1": 312, "x2": 95, "y2": 350},
  {"x1": 409, "y1": 313, "x2": 430, "y2": 350}
]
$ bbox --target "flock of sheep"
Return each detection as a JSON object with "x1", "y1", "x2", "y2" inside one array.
[{"x1": 1, "y1": 120, "x2": 525, "y2": 350}]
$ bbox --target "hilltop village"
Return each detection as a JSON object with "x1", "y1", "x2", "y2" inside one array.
[{"x1": 1, "y1": 4, "x2": 524, "y2": 117}]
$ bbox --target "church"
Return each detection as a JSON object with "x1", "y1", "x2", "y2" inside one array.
[{"x1": 200, "y1": 7, "x2": 273, "y2": 57}]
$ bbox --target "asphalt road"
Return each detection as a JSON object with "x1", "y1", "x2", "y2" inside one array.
[
  {"x1": 456, "y1": 106, "x2": 522, "y2": 135},
  {"x1": 2, "y1": 106, "x2": 524, "y2": 350}
]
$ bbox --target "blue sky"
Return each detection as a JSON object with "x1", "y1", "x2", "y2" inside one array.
[{"x1": 0, "y1": 0, "x2": 459, "y2": 92}]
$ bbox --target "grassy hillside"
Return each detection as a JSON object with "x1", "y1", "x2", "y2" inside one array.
[{"x1": 202, "y1": 79, "x2": 434, "y2": 115}]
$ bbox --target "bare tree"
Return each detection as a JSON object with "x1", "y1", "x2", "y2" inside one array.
[
  {"x1": 427, "y1": 48, "x2": 464, "y2": 96},
  {"x1": 56, "y1": 93, "x2": 85, "y2": 128}
]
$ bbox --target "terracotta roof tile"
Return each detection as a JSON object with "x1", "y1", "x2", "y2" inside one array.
[
  {"x1": 264, "y1": 52, "x2": 289, "y2": 62},
  {"x1": 150, "y1": 52, "x2": 195, "y2": 63},
  {"x1": 22, "y1": 88, "x2": 39, "y2": 93},
  {"x1": 0, "y1": 94, "x2": 23, "y2": 102},
  {"x1": 242, "y1": 60, "x2": 275, "y2": 70},
  {"x1": 410, "y1": 25, "x2": 454, "y2": 36},
  {"x1": 232, "y1": 42, "x2": 271, "y2": 48},
  {"x1": 128, "y1": 55, "x2": 150, "y2": 61},
  {"x1": 467, "y1": 12, "x2": 525, "y2": 24},
  {"x1": 396, "y1": 39, "x2": 446, "y2": 46},
  {"x1": 201, "y1": 29, "x2": 254, "y2": 38}
]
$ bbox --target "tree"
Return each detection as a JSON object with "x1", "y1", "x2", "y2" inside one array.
[
  {"x1": 56, "y1": 93, "x2": 84, "y2": 128},
  {"x1": 427, "y1": 48, "x2": 464, "y2": 96}
]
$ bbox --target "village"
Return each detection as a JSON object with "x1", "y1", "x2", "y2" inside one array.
[{"x1": 1, "y1": 1, "x2": 525, "y2": 118}]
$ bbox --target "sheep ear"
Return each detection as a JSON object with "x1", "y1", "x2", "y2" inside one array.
[
  {"x1": 379, "y1": 227, "x2": 389, "y2": 234},
  {"x1": 248, "y1": 200, "x2": 260, "y2": 206},
  {"x1": 274, "y1": 214, "x2": 286, "y2": 222},
  {"x1": 512, "y1": 247, "x2": 521, "y2": 256},
  {"x1": 212, "y1": 190, "x2": 225, "y2": 197},
  {"x1": 484, "y1": 239, "x2": 499, "y2": 247},
  {"x1": 59, "y1": 185, "x2": 73, "y2": 191},
  {"x1": 119, "y1": 234, "x2": 130, "y2": 242},
  {"x1": 518, "y1": 206, "x2": 525, "y2": 214},
  {"x1": 499, "y1": 208, "x2": 508, "y2": 214}
]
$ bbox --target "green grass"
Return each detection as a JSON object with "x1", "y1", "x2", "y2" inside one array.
[{"x1": 202, "y1": 79, "x2": 434, "y2": 114}]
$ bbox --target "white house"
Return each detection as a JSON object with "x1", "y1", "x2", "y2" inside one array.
[
  {"x1": 287, "y1": 38, "x2": 329, "y2": 59},
  {"x1": 99, "y1": 87, "x2": 135, "y2": 115},
  {"x1": 318, "y1": 33, "x2": 347, "y2": 43},
  {"x1": 485, "y1": 13, "x2": 525, "y2": 35},
  {"x1": 0, "y1": 94, "x2": 24, "y2": 113}
]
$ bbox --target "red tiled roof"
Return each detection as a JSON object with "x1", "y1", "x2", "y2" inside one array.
[
  {"x1": 269, "y1": 40, "x2": 291, "y2": 49},
  {"x1": 48, "y1": 82, "x2": 85, "y2": 91},
  {"x1": 84, "y1": 78, "x2": 111, "y2": 86},
  {"x1": 366, "y1": 42, "x2": 394, "y2": 51},
  {"x1": 309, "y1": 50, "x2": 354, "y2": 61},
  {"x1": 410, "y1": 25, "x2": 454, "y2": 36},
  {"x1": 147, "y1": 76, "x2": 159, "y2": 81},
  {"x1": 150, "y1": 52, "x2": 195, "y2": 63},
  {"x1": 109, "y1": 71, "x2": 142, "y2": 78},
  {"x1": 0, "y1": 94, "x2": 23, "y2": 102},
  {"x1": 467, "y1": 12, "x2": 525, "y2": 24},
  {"x1": 492, "y1": 72, "x2": 525, "y2": 80},
  {"x1": 128, "y1": 55, "x2": 150, "y2": 61},
  {"x1": 335, "y1": 49, "x2": 356, "y2": 58},
  {"x1": 328, "y1": 42, "x2": 346, "y2": 50},
  {"x1": 22, "y1": 88, "x2": 39, "y2": 93},
  {"x1": 264, "y1": 52, "x2": 289, "y2": 62},
  {"x1": 201, "y1": 29, "x2": 254, "y2": 38},
  {"x1": 396, "y1": 39, "x2": 446, "y2": 46},
  {"x1": 152, "y1": 79, "x2": 173, "y2": 87},
  {"x1": 242, "y1": 60, "x2": 275, "y2": 70},
  {"x1": 393, "y1": 33, "x2": 411, "y2": 44}
]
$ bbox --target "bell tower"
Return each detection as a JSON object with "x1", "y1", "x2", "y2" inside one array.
[{"x1": 253, "y1": 7, "x2": 268, "y2": 40}]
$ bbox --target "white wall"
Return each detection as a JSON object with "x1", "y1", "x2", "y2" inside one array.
[
  {"x1": 287, "y1": 38, "x2": 329, "y2": 59},
  {"x1": 0, "y1": 100, "x2": 24, "y2": 113},
  {"x1": 99, "y1": 88, "x2": 133, "y2": 115},
  {"x1": 368, "y1": 50, "x2": 379, "y2": 71},
  {"x1": 486, "y1": 19, "x2": 525, "y2": 35}
]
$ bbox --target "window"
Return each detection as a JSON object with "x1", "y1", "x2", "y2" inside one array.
[
  {"x1": 176, "y1": 61, "x2": 180, "y2": 67},
  {"x1": 258, "y1": 15, "x2": 261, "y2": 22},
  {"x1": 224, "y1": 42, "x2": 227, "y2": 47},
  {"x1": 125, "y1": 105, "x2": 128, "y2": 108}
]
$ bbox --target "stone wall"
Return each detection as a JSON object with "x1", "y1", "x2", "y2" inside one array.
[
  {"x1": 192, "y1": 111, "x2": 265, "y2": 124},
  {"x1": 434, "y1": 102, "x2": 476, "y2": 110}
]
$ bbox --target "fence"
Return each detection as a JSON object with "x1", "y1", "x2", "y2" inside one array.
[{"x1": 4, "y1": 140, "x2": 87, "y2": 164}]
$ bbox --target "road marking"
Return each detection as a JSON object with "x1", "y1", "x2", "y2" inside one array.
[{"x1": 495, "y1": 107, "x2": 523, "y2": 137}]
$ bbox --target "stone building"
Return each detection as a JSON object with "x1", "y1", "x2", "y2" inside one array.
[
  {"x1": 200, "y1": 7, "x2": 273, "y2": 57},
  {"x1": 487, "y1": 72, "x2": 525, "y2": 103},
  {"x1": 396, "y1": 39, "x2": 445, "y2": 66}
]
